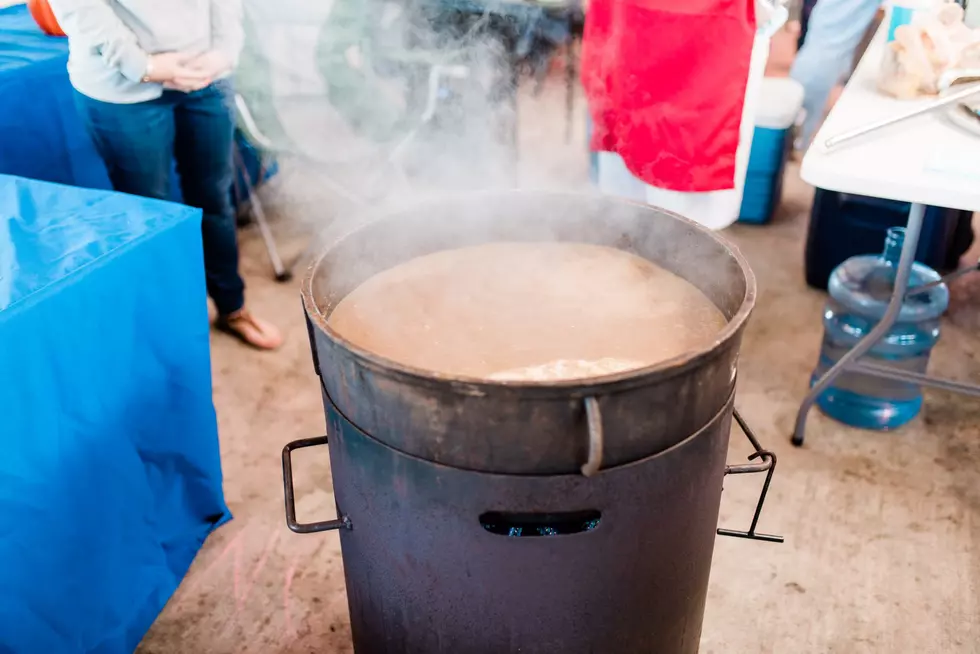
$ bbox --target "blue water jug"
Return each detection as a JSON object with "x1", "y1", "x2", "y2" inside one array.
[{"x1": 811, "y1": 227, "x2": 949, "y2": 430}]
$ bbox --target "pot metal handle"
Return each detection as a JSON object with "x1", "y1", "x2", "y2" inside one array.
[
  {"x1": 282, "y1": 436, "x2": 352, "y2": 534},
  {"x1": 717, "y1": 410, "x2": 784, "y2": 544},
  {"x1": 581, "y1": 396, "x2": 603, "y2": 477}
]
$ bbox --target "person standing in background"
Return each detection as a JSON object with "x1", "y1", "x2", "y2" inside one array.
[
  {"x1": 790, "y1": 0, "x2": 882, "y2": 149},
  {"x1": 47, "y1": 0, "x2": 283, "y2": 350}
]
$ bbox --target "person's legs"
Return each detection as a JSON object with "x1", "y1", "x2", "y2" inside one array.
[
  {"x1": 73, "y1": 92, "x2": 174, "y2": 200},
  {"x1": 172, "y1": 80, "x2": 245, "y2": 316},
  {"x1": 173, "y1": 79, "x2": 281, "y2": 349},
  {"x1": 790, "y1": 0, "x2": 882, "y2": 147}
]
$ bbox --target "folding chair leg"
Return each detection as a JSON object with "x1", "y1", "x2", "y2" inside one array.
[{"x1": 233, "y1": 146, "x2": 291, "y2": 283}]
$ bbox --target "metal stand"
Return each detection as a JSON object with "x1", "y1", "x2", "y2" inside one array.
[{"x1": 793, "y1": 202, "x2": 980, "y2": 446}]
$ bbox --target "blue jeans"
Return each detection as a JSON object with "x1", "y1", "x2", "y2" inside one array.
[
  {"x1": 789, "y1": 0, "x2": 881, "y2": 147},
  {"x1": 74, "y1": 80, "x2": 245, "y2": 316}
]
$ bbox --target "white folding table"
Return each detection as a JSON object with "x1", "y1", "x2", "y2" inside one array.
[{"x1": 794, "y1": 23, "x2": 980, "y2": 446}]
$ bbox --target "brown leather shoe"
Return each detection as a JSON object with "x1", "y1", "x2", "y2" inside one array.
[{"x1": 215, "y1": 309, "x2": 283, "y2": 350}]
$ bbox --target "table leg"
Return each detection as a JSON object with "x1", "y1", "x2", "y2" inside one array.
[{"x1": 791, "y1": 202, "x2": 926, "y2": 446}]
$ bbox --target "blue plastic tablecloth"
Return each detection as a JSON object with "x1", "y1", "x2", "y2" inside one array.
[
  {"x1": 0, "y1": 5, "x2": 111, "y2": 190},
  {"x1": 0, "y1": 174, "x2": 231, "y2": 653}
]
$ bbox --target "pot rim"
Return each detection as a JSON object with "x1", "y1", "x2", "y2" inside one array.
[{"x1": 302, "y1": 190, "x2": 757, "y2": 397}]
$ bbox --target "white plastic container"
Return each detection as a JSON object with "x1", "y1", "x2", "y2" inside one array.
[
  {"x1": 596, "y1": 1, "x2": 789, "y2": 230},
  {"x1": 754, "y1": 77, "x2": 805, "y2": 132}
]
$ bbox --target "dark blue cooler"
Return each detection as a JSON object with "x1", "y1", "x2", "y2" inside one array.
[
  {"x1": 738, "y1": 77, "x2": 804, "y2": 224},
  {"x1": 804, "y1": 189, "x2": 974, "y2": 290}
]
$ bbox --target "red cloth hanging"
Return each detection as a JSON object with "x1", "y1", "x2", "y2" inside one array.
[{"x1": 581, "y1": 0, "x2": 757, "y2": 193}]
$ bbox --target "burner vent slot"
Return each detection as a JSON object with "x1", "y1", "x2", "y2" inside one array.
[{"x1": 479, "y1": 510, "x2": 602, "y2": 537}]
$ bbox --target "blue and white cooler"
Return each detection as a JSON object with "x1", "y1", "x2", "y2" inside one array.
[{"x1": 737, "y1": 76, "x2": 804, "y2": 224}]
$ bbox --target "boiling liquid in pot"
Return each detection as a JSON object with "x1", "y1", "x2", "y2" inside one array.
[{"x1": 327, "y1": 243, "x2": 727, "y2": 380}]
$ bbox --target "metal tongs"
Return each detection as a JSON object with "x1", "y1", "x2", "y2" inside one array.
[{"x1": 823, "y1": 78, "x2": 980, "y2": 151}]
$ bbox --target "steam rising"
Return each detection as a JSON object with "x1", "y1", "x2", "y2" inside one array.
[
  {"x1": 238, "y1": 0, "x2": 749, "y2": 344},
  {"x1": 237, "y1": 0, "x2": 584, "y2": 240}
]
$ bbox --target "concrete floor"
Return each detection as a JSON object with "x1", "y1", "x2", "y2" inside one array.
[{"x1": 137, "y1": 36, "x2": 980, "y2": 654}]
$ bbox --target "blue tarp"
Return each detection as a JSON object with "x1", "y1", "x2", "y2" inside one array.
[
  {"x1": 0, "y1": 5, "x2": 112, "y2": 190},
  {"x1": 0, "y1": 174, "x2": 231, "y2": 653}
]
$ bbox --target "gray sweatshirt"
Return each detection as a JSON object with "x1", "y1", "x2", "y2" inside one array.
[{"x1": 47, "y1": 0, "x2": 244, "y2": 104}]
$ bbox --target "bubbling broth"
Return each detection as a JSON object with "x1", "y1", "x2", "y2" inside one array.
[{"x1": 327, "y1": 242, "x2": 727, "y2": 380}]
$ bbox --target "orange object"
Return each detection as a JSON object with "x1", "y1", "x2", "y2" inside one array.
[{"x1": 27, "y1": 0, "x2": 66, "y2": 37}]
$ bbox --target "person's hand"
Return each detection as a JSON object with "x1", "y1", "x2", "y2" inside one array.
[
  {"x1": 144, "y1": 52, "x2": 212, "y2": 92},
  {"x1": 184, "y1": 50, "x2": 233, "y2": 80}
]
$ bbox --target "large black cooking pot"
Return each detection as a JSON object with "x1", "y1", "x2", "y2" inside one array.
[
  {"x1": 301, "y1": 191, "x2": 755, "y2": 475},
  {"x1": 285, "y1": 191, "x2": 781, "y2": 654}
]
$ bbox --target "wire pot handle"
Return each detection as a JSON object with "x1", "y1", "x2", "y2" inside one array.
[
  {"x1": 580, "y1": 396, "x2": 604, "y2": 477},
  {"x1": 282, "y1": 435, "x2": 352, "y2": 534},
  {"x1": 717, "y1": 409, "x2": 783, "y2": 543}
]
